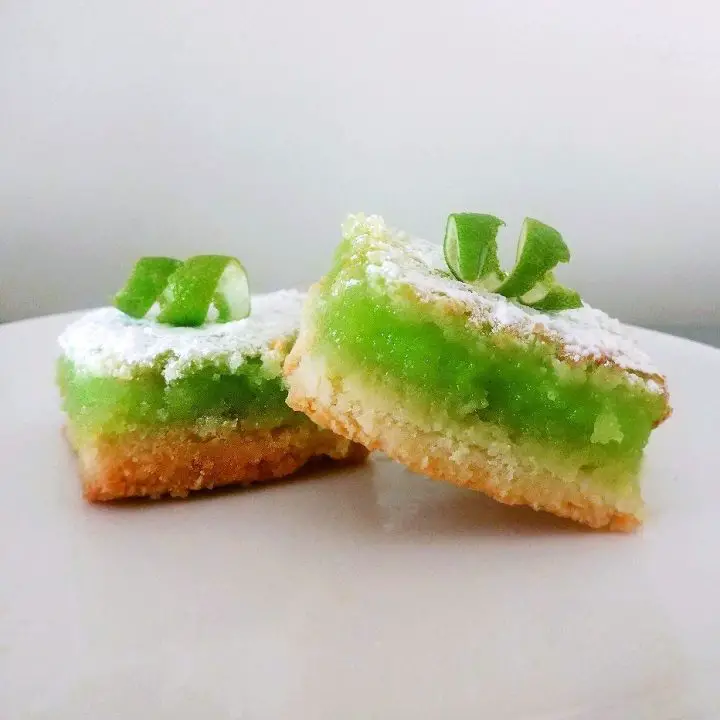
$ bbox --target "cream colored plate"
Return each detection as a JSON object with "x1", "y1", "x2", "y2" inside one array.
[{"x1": 2, "y1": 313, "x2": 719, "y2": 719}]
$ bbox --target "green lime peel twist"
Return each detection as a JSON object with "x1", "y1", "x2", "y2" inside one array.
[
  {"x1": 443, "y1": 213, "x2": 582, "y2": 312},
  {"x1": 114, "y1": 255, "x2": 251, "y2": 327}
]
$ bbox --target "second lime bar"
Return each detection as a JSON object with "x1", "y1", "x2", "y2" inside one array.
[{"x1": 284, "y1": 214, "x2": 671, "y2": 530}]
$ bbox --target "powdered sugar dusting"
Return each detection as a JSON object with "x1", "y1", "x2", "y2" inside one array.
[
  {"x1": 59, "y1": 290, "x2": 305, "y2": 382},
  {"x1": 341, "y1": 214, "x2": 662, "y2": 383}
]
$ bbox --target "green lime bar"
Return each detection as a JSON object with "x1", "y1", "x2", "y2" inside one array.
[
  {"x1": 284, "y1": 214, "x2": 670, "y2": 531},
  {"x1": 58, "y1": 290, "x2": 364, "y2": 501}
]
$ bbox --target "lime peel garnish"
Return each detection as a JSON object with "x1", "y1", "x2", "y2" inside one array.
[
  {"x1": 444, "y1": 214, "x2": 505, "y2": 284},
  {"x1": 113, "y1": 257, "x2": 182, "y2": 319},
  {"x1": 114, "y1": 255, "x2": 250, "y2": 327},
  {"x1": 496, "y1": 218, "x2": 571, "y2": 299},
  {"x1": 526, "y1": 282, "x2": 582, "y2": 312},
  {"x1": 443, "y1": 213, "x2": 582, "y2": 312}
]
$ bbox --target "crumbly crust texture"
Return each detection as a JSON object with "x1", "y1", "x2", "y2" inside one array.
[
  {"x1": 66, "y1": 423, "x2": 367, "y2": 502},
  {"x1": 284, "y1": 333, "x2": 641, "y2": 532}
]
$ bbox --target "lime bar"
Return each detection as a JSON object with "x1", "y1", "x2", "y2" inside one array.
[
  {"x1": 284, "y1": 215, "x2": 671, "y2": 531},
  {"x1": 58, "y1": 290, "x2": 365, "y2": 501}
]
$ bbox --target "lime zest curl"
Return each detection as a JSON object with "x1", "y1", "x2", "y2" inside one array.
[
  {"x1": 443, "y1": 213, "x2": 582, "y2": 312},
  {"x1": 443, "y1": 214, "x2": 505, "y2": 285},
  {"x1": 113, "y1": 255, "x2": 250, "y2": 327},
  {"x1": 496, "y1": 218, "x2": 571, "y2": 299},
  {"x1": 113, "y1": 257, "x2": 182, "y2": 319}
]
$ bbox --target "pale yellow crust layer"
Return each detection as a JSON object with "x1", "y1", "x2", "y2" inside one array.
[
  {"x1": 66, "y1": 423, "x2": 367, "y2": 502},
  {"x1": 284, "y1": 334, "x2": 641, "y2": 532}
]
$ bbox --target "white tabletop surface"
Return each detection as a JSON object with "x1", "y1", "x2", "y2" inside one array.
[{"x1": 2, "y1": 313, "x2": 720, "y2": 719}]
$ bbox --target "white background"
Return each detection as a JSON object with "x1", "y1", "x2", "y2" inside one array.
[{"x1": 0, "y1": 0, "x2": 718, "y2": 325}]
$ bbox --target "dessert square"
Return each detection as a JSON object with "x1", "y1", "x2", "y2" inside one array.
[
  {"x1": 58, "y1": 290, "x2": 365, "y2": 500},
  {"x1": 284, "y1": 216, "x2": 670, "y2": 530}
]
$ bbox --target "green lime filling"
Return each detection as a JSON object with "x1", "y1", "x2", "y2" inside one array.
[
  {"x1": 58, "y1": 357, "x2": 303, "y2": 440},
  {"x1": 314, "y1": 279, "x2": 665, "y2": 484}
]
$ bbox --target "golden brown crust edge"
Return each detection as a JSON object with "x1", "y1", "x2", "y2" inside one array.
[
  {"x1": 66, "y1": 423, "x2": 367, "y2": 502},
  {"x1": 284, "y1": 331, "x2": 641, "y2": 532}
]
